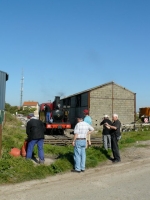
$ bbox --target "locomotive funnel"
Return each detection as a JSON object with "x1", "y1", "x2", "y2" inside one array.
[{"x1": 54, "y1": 96, "x2": 60, "y2": 109}]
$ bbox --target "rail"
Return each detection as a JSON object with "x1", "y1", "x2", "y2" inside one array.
[{"x1": 44, "y1": 135, "x2": 102, "y2": 146}]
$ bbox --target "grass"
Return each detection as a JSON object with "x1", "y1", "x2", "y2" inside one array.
[
  {"x1": 0, "y1": 112, "x2": 150, "y2": 184},
  {"x1": 119, "y1": 130, "x2": 150, "y2": 149}
]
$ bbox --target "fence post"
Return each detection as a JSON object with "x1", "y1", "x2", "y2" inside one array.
[{"x1": 0, "y1": 110, "x2": 2, "y2": 157}]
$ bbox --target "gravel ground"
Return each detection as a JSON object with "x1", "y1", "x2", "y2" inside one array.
[{"x1": 0, "y1": 141, "x2": 150, "y2": 200}]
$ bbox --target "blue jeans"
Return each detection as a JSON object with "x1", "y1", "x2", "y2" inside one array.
[
  {"x1": 26, "y1": 139, "x2": 44, "y2": 162},
  {"x1": 74, "y1": 140, "x2": 86, "y2": 171},
  {"x1": 103, "y1": 135, "x2": 111, "y2": 150},
  {"x1": 46, "y1": 112, "x2": 51, "y2": 123}
]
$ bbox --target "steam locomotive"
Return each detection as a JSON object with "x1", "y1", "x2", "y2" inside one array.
[{"x1": 39, "y1": 96, "x2": 71, "y2": 134}]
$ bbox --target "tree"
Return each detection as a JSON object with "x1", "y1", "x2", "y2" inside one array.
[
  {"x1": 5, "y1": 103, "x2": 11, "y2": 111},
  {"x1": 5, "y1": 103, "x2": 36, "y2": 116},
  {"x1": 18, "y1": 107, "x2": 36, "y2": 116},
  {"x1": 5, "y1": 103, "x2": 18, "y2": 114}
]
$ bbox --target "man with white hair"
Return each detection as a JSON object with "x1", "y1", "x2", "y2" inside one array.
[{"x1": 105, "y1": 114, "x2": 121, "y2": 163}]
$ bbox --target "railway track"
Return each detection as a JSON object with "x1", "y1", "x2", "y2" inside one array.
[{"x1": 44, "y1": 135, "x2": 102, "y2": 146}]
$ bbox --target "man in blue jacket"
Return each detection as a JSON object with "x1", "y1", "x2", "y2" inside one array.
[{"x1": 83, "y1": 109, "x2": 92, "y2": 147}]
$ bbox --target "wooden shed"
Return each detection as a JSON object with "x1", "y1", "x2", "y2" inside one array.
[
  {"x1": 0, "y1": 70, "x2": 9, "y2": 110},
  {"x1": 60, "y1": 81, "x2": 136, "y2": 129},
  {"x1": 0, "y1": 70, "x2": 9, "y2": 156}
]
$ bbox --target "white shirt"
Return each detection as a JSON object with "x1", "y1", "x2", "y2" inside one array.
[{"x1": 74, "y1": 121, "x2": 94, "y2": 138}]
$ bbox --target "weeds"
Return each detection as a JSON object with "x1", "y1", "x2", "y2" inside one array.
[{"x1": 1, "y1": 112, "x2": 150, "y2": 184}]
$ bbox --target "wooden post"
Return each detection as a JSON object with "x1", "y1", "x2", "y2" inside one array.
[{"x1": 0, "y1": 113, "x2": 2, "y2": 157}]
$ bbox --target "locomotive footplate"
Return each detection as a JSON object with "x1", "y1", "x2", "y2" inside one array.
[{"x1": 46, "y1": 123, "x2": 71, "y2": 129}]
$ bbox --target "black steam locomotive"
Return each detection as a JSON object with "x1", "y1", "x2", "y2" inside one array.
[{"x1": 39, "y1": 96, "x2": 71, "y2": 134}]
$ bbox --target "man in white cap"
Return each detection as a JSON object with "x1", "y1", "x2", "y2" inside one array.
[{"x1": 100, "y1": 114, "x2": 112, "y2": 151}]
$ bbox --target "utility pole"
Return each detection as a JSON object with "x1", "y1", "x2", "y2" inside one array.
[
  {"x1": 0, "y1": 112, "x2": 2, "y2": 157},
  {"x1": 20, "y1": 69, "x2": 24, "y2": 108}
]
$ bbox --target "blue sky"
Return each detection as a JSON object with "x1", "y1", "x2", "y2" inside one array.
[{"x1": 0, "y1": 0, "x2": 150, "y2": 110}]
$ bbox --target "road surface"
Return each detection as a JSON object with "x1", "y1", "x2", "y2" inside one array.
[{"x1": 0, "y1": 141, "x2": 150, "y2": 200}]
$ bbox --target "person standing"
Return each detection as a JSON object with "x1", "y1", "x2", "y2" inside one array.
[
  {"x1": 44, "y1": 104, "x2": 51, "y2": 124},
  {"x1": 105, "y1": 114, "x2": 121, "y2": 163},
  {"x1": 100, "y1": 115, "x2": 112, "y2": 151},
  {"x1": 26, "y1": 114, "x2": 46, "y2": 164},
  {"x1": 83, "y1": 109, "x2": 92, "y2": 147},
  {"x1": 72, "y1": 114, "x2": 94, "y2": 172}
]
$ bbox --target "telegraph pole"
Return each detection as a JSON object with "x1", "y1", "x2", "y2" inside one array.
[
  {"x1": 20, "y1": 69, "x2": 24, "y2": 108},
  {"x1": 0, "y1": 113, "x2": 2, "y2": 157}
]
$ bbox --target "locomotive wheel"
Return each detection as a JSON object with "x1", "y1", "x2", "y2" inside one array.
[
  {"x1": 58, "y1": 129, "x2": 64, "y2": 135},
  {"x1": 45, "y1": 129, "x2": 64, "y2": 135},
  {"x1": 54, "y1": 129, "x2": 64, "y2": 135}
]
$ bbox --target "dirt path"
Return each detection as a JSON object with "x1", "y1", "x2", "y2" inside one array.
[{"x1": 0, "y1": 141, "x2": 150, "y2": 200}]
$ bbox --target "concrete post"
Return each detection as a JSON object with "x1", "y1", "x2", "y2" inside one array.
[{"x1": 0, "y1": 112, "x2": 2, "y2": 157}]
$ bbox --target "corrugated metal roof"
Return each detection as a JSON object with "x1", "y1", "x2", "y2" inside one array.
[
  {"x1": 23, "y1": 101, "x2": 39, "y2": 106},
  {"x1": 61, "y1": 81, "x2": 135, "y2": 100},
  {"x1": 0, "y1": 70, "x2": 9, "y2": 81}
]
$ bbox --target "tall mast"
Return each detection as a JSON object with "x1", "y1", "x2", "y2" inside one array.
[{"x1": 20, "y1": 69, "x2": 24, "y2": 108}]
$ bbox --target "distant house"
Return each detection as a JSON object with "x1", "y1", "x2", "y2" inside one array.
[{"x1": 23, "y1": 101, "x2": 39, "y2": 116}]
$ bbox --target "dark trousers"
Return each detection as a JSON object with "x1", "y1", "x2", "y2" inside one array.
[{"x1": 111, "y1": 135, "x2": 121, "y2": 161}]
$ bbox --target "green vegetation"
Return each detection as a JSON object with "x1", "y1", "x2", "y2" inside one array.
[
  {"x1": 5, "y1": 103, "x2": 36, "y2": 116},
  {"x1": 0, "y1": 112, "x2": 150, "y2": 184},
  {"x1": 119, "y1": 130, "x2": 150, "y2": 149}
]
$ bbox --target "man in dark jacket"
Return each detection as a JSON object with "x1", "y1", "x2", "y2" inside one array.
[
  {"x1": 26, "y1": 115, "x2": 46, "y2": 164},
  {"x1": 44, "y1": 104, "x2": 51, "y2": 123},
  {"x1": 105, "y1": 114, "x2": 121, "y2": 163},
  {"x1": 100, "y1": 115, "x2": 112, "y2": 150}
]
